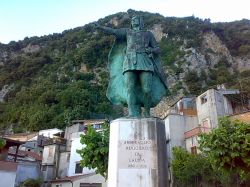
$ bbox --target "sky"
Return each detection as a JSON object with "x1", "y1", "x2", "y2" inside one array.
[{"x1": 0, "y1": 0, "x2": 249, "y2": 44}]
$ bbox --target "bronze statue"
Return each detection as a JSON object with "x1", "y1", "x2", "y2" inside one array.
[{"x1": 96, "y1": 16, "x2": 169, "y2": 117}]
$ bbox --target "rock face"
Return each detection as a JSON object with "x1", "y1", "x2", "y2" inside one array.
[
  {"x1": 22, "y1": 44, "x2": 41, "y2": 54},
  {"x1": 202, "y1": 31, "x2": 232, "y2": 59},
  {"x1": 233, "y1": 57, "x2": 250, "y2": 71},
  {"x1": 150, "y1": 24, "x2": 167, "y2": 42},
  {"x1": 0, "y1": 50, "x2": 8, "y2": 63},
  {"x1": 0, "y1": 84, "x2": 14, "y2": 103},
  {"x1": 151, "y1": 29, "x2": 250, "y2": 118},
  {"x1": 201, "y1": 31, "x2": 234, "y2": 69}
]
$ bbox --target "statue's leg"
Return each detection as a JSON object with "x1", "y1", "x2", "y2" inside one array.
[
  {"x1": 140, "y1": 71, "x2": 153, "y2": 117},
  {"x1": 124, "y1": 71, "x2": 141, "y2": 117}
]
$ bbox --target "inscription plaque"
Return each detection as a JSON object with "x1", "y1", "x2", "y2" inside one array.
[{"x1": 118, "y1": 139, "x2": 157, "y2": 169}]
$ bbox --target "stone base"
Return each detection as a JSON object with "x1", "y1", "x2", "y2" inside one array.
[{"x1": 108, "y1": 118, "x2": 168, "y2": 187}]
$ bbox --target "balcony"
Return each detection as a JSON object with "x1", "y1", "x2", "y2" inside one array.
[{"x1": 184, "y1": 126, "x2": 211, "y2": 139}]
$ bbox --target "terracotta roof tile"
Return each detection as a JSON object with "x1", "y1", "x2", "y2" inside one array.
[
  {"x1": 51, "y1": 173, "x2": 96, "y2": 183},
  {"x1": 8, "y1": 149, "x2": 42, "y2": 161},
  {"x1": 0, "y1": 161, "x2": 18, "y2": 172}
]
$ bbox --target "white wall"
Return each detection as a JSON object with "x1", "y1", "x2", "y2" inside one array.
[
  {"x1": 196, "y1": 89, "x2": 238, "y2": 129},
  {"x1": 74, "y1": 174, "x2": 107, "y2": 187},
  {"x1": 68, "y1": 134, "x2": 94, "y2": 176},
  {"x1": 164, "y1": 115, "x2": 186, "y2": 159},
  {"x1": 42, "y1": 145, "x2": 56, "y2": 164},
  {"x1": 185, "y1": 116, "x2": 199, "y2": 131},
  {"x1": 196, "y1": 89, "x2": 219, "y2": 128},
  {"x1": 165, "y1": 114, "x2": 199, "y2": 159},
  {"x1": 214, "y1": 90, "x2": 225, "y2": 118},
  {"x1": 0, "y1": 171, "x2": 16, "y2": 187},
  {"x1": 39, "y1": 128, "x2": 63, "y2": 138},
  {"x1": 223, "y1": 96, "x2": 233, "y2": 115}
]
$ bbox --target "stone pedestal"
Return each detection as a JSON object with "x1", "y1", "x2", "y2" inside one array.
[{"x1": 108, "y1": 118, "x2": 168, "y2": 187}]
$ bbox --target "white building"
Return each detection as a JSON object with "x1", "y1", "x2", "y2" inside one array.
[{"x1": 67, "y1": 132, "x2": 94, "y2": 176}]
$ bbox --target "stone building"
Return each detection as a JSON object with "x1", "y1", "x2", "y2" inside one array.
[{"x1": 41, "y1": 137, "x2": 67, "y2": 187}]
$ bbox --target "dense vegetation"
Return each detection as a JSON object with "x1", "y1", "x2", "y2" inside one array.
[
  {"x1": 199, "y1": 118, "x2": 250, "y2": 184},
  {"x1": 172, "y1": 118, "x2": 250, "y2": 186},
  {"x1": 0, "y1": 9, "x2": 249, "y2": 132},
  {"x1": 172, "y1": 147, "x2": 218, "y2": 186}
]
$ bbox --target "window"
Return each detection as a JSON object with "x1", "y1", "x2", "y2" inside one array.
[
  {"x1": 41, "y1": 165, "x2": 47, "y2": 171},
  {"x1": 75, "y1": 163, "x2": 83, "y2": 174},
  {"x1": 93, "y1": 124, "x2": 101, "y2": 129},
  {"x1": 191, "y1": 146, "x2": 197, "y2": 154},
  {"x1": 200, "y1": 94, "x2": 207, "y2": 104},
  {"x1": 202, "y1": 119, "x2": 210, "y2": 133}
]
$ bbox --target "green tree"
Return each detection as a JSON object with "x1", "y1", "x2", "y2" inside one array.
[
  {"x1": 184, "y1": 70, "x2": 201, "y2": 95},
  {"x1": 19, "y1": 178, "x2": 42, "y2": 187},
  {"x1": 172, "y1": 147, "x2": 216, "y2": 186},
  {"x1": 199, "y1": 117, "x2": 250, "y2": 183},
  {"x1": 77, "y1": 122, "x2": 110, "y2": 179},
  {"x1": 0, "y1": 138, "x2": 6, "y2": 149}
]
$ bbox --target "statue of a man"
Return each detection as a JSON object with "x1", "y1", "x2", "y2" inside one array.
[{"x1": 96, "y1": 16, "x2": 169, "y2": 117}]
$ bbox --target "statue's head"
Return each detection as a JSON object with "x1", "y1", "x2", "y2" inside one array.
[{"x1": 131, "y1": 16, "x2": 144, "y2": 30}]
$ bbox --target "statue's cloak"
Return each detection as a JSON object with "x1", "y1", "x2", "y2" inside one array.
[{"x1": 106, "y1": 38, "x2": 169, "y2": 107}]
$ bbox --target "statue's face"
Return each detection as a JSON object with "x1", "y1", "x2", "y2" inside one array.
[{"x1": 131, "y1": 17, "x2": 140, "y2": 28}]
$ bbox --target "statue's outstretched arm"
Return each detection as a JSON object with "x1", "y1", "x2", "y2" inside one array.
[
  {"x1": 95, "y1": 23, "x2": 127, "y2": 39},
  {"x1": 95, "y1": 23, "x2": 117, "y2": 35}
]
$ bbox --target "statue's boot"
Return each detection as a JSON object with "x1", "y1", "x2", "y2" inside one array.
[
  {"x1": 144, "y1": 107, "x2": 150, "y2": 117},
  {"x1": 143, "y1": 93, "x2": 151, "y2": 117},
  {"x1": 128, "y1": 104, "x2": 141, "y2": 117}
]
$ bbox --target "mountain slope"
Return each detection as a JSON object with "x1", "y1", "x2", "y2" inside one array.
[{"x1": 0, "y1": 9, "x2": 249, "y2": 132}]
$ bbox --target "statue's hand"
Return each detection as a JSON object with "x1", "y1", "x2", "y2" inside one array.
[
  {"x1": 146, "y1": 47, "x2": 160, "y2": 55},
  {"x1": 145, "y1": 47, "x2": 152, "y2": 54}
]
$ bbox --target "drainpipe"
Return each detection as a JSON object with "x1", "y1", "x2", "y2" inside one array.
[
  {"x1": 14, "y1": 145, "x2": 19, "y2": 162},
  {"x1": 55, "y1": 144, "x2": 60, "y2": 178}
]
